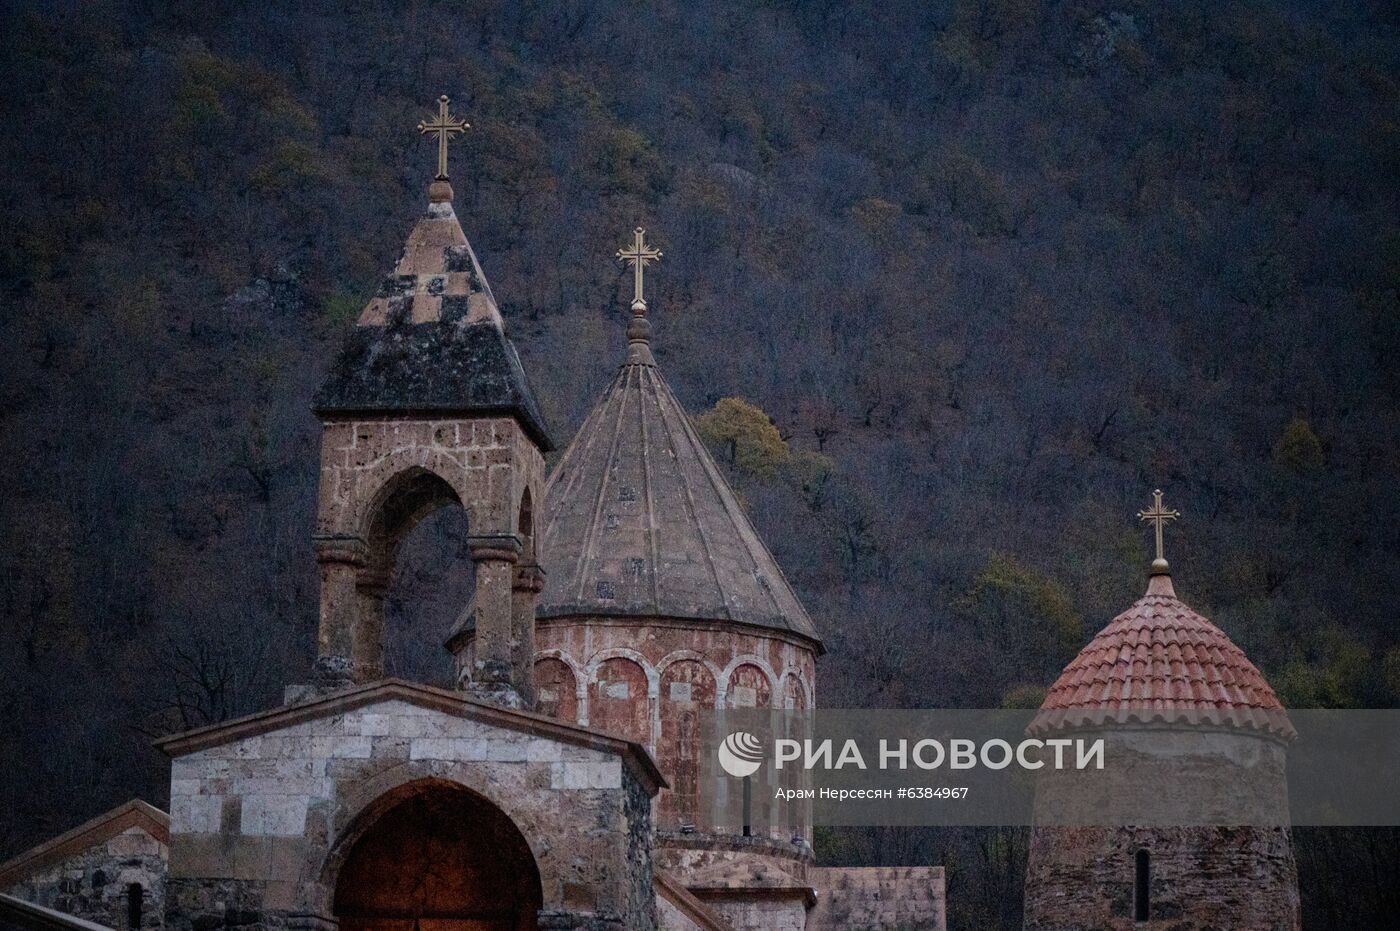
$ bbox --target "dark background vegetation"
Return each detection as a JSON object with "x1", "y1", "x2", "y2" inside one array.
[{"x1": 2, "y1": 0, "x2": 1398, "y2": 926}]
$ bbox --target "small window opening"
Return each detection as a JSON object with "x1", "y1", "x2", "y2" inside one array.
[
  {"x1": 1134, "y1": 849, "x2": 1150, "y2": 921},
  {"x1": 127, "y1": 883, "x2": 143, "y2": 929}
]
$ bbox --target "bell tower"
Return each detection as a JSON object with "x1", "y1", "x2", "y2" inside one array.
[{"x1": 309, "y1": 95, "x2": 551, "y2": 708}]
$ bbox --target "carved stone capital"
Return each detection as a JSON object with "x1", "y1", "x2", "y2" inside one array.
[
  {"x1": 313, "y1": 535, "x2": 367, "y2": 567},
  {"x1": 467, "y1": 534, "x2": 522, "y2": 564}
]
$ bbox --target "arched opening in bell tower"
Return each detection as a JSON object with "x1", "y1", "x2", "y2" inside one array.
[{"x1": 362, "y1": 467, "x2": 473, "y2": 685}]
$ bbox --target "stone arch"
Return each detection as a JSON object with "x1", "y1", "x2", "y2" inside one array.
[
  {"x1": 720, "y1": 656, "x2": 777, "y2": 708},
  {"x1": 656, "y1": 649, "x2": 725, "y2": 684},
  {"x1": 584, "y1": 648, "x2": 661, "y2": 695},
  {"x1": 658, "y1": 658, "x2": 718, "y2": 830},
  {"x1": 587, "y1": 654, "x2": 654, "y2": 747},
  {"x1": 350, "y1": 451, "x2": 476, "y2": 540},
  {"x1": 325, "y1": 777, "x2": 543, "y2": 931},
  {"x1": 343, "y1": 466, "x2": 466, "y2": 683},
  {"x1": 781, "y1": 671, "x2": 810, "y2": 710},
  {"x1": 317, "y1": 458, "x2": 538, "y2": 694},
  {"x1": 362, "y1": 464, "x2": 462, "y2": 540},
  {"x1": 534, "y1": 656, "x2": 579, "y2": 722},
  {"x1": 361, "y1": 466, "x2": 464, "y2": 588},
  {"x1": 534, "y1": 647, "x2": 585, "y2": 682}
]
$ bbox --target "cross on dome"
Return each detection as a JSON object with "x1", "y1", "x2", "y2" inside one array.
[
  {"x1": 1137, "y1": 488, "x2": 1180, "y2": 575},
  {"x1": 616, "y1": 227, "x2": 662, "y2": 312}
]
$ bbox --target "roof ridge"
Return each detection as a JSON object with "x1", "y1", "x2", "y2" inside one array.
[
  {"x1": 638, "y1": 366, "x2": 662, "y2": 609},
  {"x1": 654, "y1": 871, "x2": 737, "y2": 931}
]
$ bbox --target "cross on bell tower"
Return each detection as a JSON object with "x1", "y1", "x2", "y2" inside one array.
[
  {"x1": 310, "y1": 96, "x2": 552, "y2": 706},
  {"x1": 418, "y1": 94, "x2": 469, "y2": 180},
  {"x1": 1138, "y1": 488, "x2": 1180, "y2": 576}
]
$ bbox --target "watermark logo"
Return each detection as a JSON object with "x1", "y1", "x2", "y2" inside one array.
[{"x1": 717, "y1": 731, "x2": 765, "y2": 777}]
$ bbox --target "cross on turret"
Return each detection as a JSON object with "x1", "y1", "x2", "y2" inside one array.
[{"x1": 1138, "y1": 488, "x2": 1180, "y2": 575}]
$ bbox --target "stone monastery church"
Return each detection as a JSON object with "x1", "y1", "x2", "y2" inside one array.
[{"x1": 0, "y1": 101, "x2": 1299, "y2": 931}]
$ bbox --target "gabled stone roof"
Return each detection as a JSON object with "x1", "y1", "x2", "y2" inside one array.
[
  {"x1": 1030, "y1": 574, "x2": 1294, "y2": 739},
  {"x1": 151, "y1": 678, "x2": 666, "y2": 793},
  {"x1": 536, "y1": 354, "x2": 821, "y2": 645},
  {"x1": 314, "y1": 197, "x2": 552, "y2": 450},
  {"x1": 0, "y1": 799, "x2": 168, "y2": 887}
]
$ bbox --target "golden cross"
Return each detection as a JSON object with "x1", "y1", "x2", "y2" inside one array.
[
  {"x1": 418, "y1": 95, "x2": 469, "y2": 181},
  {"x1": 1137, "y1": 489, "x2": 1180, "y2": 564},
  {"x1": 616, "y1": 227, "x2": 662, "y2": 309}
]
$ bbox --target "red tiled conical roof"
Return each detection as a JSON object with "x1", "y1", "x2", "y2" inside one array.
[{"x1": 1030, "y1": 574, "x2": 1294, "y2": 739}]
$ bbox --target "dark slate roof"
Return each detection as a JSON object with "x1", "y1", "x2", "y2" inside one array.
[
  {"x1": 535, "y1": 356, "x2": 821, "y2": 644},
  {"x1": 313, "y1": 199, "x2": 552, "y2": 450}
]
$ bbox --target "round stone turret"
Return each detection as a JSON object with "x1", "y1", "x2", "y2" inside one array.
[{"x1": 1023, "y1": 566, "x2": 1299, "y2": 930}]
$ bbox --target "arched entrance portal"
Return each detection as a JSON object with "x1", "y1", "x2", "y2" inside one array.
[{"x1": 334, "y1": 783, "x2": 542, "y2": 931}]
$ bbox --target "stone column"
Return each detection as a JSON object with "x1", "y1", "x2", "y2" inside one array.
[
  {"x1": 465, "y1": 535, "x2": 522, "y2": 707},
  {"x1": 511, "y1": 561, "x2": 546, "y2": 708},
  {"x1": 313, "y1": 535, "x2": 366, "y2": 688},
  {"x1": 352, "y1": 565, "x2": 389, "y2": 683}
]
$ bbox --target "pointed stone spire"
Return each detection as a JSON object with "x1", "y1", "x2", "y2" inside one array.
[
  {"x1": 312, "y1": 96, "x2": 551, "y2": 449},
  {"x1": 449, "y1": 227, "x2": 822, "y2": 651}
]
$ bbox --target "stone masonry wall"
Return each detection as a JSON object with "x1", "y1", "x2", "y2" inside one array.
[
  {"x1": 534, "y1": 617, "x2": 816, "y2": 836},
  {"x1": 1023, "y1": 825, "x2": 1299, "y2": 931},
  {"x1": 316, "y1": 416, "x2": 543, "y2": 542},
  {"x1": 806, "y1": 866, "x2": 947, "y2": 931},
  {"x1": 5, "y1": 826, "x2": 167, "y2": 931},
  {"x1": 698, "y1": 895, "x2": 806, "y2": 931},
  {"x1": 164, "y1": 698, "x2": 653, "y2": 931},
  {"x1": 1023, "y1": 728, "x2": 1299, "y2": 931}
]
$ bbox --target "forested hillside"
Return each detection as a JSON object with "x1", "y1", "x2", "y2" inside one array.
[{"x1": 1, "y1": 1, "x2": 1397, "y2": 926}]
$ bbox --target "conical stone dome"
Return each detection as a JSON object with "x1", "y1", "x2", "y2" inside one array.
[{"x1": 536, "y1": 353, "x2": 820, "y2": 644}]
